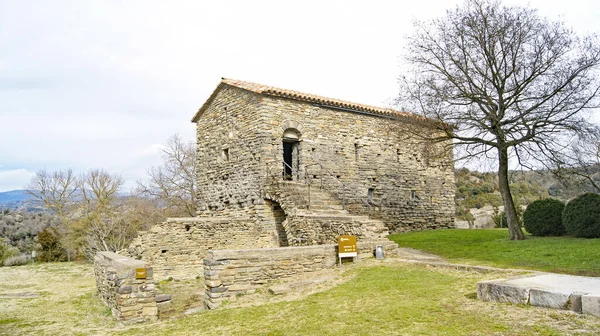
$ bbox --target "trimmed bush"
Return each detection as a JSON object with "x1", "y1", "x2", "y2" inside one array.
[
  {"x1": 523, "y1": 198, "x2": 565, "y2": 236},
  {"x1": 562, "y1": 193, "x2": 600, "y2": 238}
]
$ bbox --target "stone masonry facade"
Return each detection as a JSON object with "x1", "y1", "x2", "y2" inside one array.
[{"x1": 192, "y1": 79, "x2": 455, "y2": 234}]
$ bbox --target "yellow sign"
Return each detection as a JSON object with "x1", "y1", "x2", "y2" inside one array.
[
  {"x1": 338, "y1": 235, "x2": 357, "y2": 254},
  {"x1": 135, "y1": 268, "x2": 147, "y2": 279}
]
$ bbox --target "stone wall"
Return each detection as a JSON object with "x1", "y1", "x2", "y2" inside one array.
[
  {"x1": 124, "y1": 217, "x2": 276, "y2": 280},
  {"x1": 286, "y1": 214, "x2": 389, "y2": 245},
  {"x1": 193, "y1": 84, "x2": 455, "y2": 234},
  {"x1": 94, "y1": 251, "x2": 157, "y2": 324},
  {"x1": 203, "y1": 240, "x2": 398, "y2": 309}
]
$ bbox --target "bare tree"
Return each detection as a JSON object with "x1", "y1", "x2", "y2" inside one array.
[
  {"x1": 27, "y1": 169, "x2": 77, "y2": 219},
  {"x1": 79, "y1": 169, "x2": 124, "y2": 213},
  {"x1": 137, "y1": 134, "x2": 197, "y2": 217},
  {"x1": 399, "y1": 0, "x2": 600, "y2": 240},
  {"x1": 553, "y1": 130, "x2": 600, "y2": 193},
  {"x1": 27, "y1": 169, "x2": 78, "y2": 260}
]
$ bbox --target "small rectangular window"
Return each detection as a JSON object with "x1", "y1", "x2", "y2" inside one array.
[
  {"x1": 368, "y1": 188, "x2": 374, "y2": 202},
  {"x1": 222, "y1": 148, "x2": 229, "y2": 161},
  {"x1": 411, "y1": 190, "x2": 416, "y2": 200}
]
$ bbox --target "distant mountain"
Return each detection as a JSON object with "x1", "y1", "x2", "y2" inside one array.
[
  {"x1": 0, "y1": 190, "x2": 44, "y2": 211},
  {"x1": 0, "y1": 190, "x2": 32, "y2": 203}
]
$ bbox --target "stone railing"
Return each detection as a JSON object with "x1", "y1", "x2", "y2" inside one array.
[
  {"x1": 94, "y1": 251, "x2": 157, "y2": 324},
  {"x1": 203, "y1": 240, "x2": 397, "y2": 309}
]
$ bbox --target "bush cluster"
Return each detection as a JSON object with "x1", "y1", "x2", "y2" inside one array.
[
  {"x1": 523, "y1": 198, "x2": 565, "y2": 236},
  {"x1": 562, "y1": 193, "x2": 600, "y2": 238}
]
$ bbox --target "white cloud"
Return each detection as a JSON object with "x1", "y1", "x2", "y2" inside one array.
[
  {"x1": 0, "y1": 169, "x2": 36, "y2": 192},
  {"x1": 0, "y1": 0, "x2": 598, "y2": 189}
]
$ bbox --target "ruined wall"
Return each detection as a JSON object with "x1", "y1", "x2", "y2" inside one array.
[
  {"x1": 124, "y1": 217, "x2": 276, "y2": 280},
  {"x1": 94, "y1": 252, "x2": 157, "y2": 324},
  {"x1": 203, "y1": 240, "x2": 398, "y2": 309}
]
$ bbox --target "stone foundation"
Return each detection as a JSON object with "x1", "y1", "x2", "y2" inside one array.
[
  {"x1": 94, "y1": 252, "x2": 157, "y2": 324},
  {"x1": 203, "y1": 240, "x2": 398, "y2": 309}
]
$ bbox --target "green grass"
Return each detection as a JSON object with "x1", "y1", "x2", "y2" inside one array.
[
  {"x1": 2, "y1": 261, "x2": 599, "y2": 335},
  {"x1": 389, "y1": 228, "x2": 600, "y2": 276},
  {"x1": 121, "y1": 265, "x2": 590, "y2": 336}
]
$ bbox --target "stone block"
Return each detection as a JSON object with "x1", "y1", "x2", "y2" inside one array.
[
  {"x1": 142, "y1": 306, "x2": 158, "y2": 317},
  {"x1": 209, "y1": 286, "x2": 228, "y2": 293},
  {"x1": 205, "y1": 279, "x2": 222, "y2": 287},
  {"x1": 582, "y1": 295, "x2": 600, "y2": 317},
  {"x1": 156, "y1": 294, "x2": 172, "y2": 303},
  {"x1": 529, "y1": 289, "x2": 570, "y2": 309},
  {"x1": 477, "y1": 281, "x2": 529, "y2": 304},
  {"x1": 118, "y1": 286, "x2": 133, "y2": 294},
  {"x1": 569, "y1": 292, "x2": 585, "y2": 313}
]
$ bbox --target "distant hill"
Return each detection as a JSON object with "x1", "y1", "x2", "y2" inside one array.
[
  {"x1": 0, "y1": 190, "x2": 44, "y2": 211},
  {"x1": 0, "y1": 190, "x2": 32, "y2": 203}
]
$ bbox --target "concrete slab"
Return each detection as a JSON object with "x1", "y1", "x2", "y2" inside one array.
[{"x1": 478, "y1": 273, "x2": 600, "y2": 317}]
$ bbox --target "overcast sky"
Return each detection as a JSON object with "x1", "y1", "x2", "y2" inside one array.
[{"x1": 0, "y1": 0, "x2": 598, "y2": 192}]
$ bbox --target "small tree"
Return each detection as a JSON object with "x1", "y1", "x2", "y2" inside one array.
[{"x1": 399, "y1": 0, "x2": 600, "y2": 240}]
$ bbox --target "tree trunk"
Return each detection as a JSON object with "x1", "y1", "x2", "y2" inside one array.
[{"x1": 497, "y1": 147, "x2": 525, "y2": 240}]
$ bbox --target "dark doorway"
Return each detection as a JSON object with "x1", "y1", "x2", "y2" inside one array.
[{"x1": 283, "y1": 140, "x2": 297, "y2": 180}]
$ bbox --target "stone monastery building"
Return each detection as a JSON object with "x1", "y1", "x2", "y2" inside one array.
[
  {"x1": 125, "y1": 78, "x2": 455, "y2": 281},
  {"x1": 193, "y1": 78, "x2": 455, "y2": 239}
]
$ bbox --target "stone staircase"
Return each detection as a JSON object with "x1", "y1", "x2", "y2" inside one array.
[{"x1": 264, "y1": 180, "x2": 389, "y2": 245}]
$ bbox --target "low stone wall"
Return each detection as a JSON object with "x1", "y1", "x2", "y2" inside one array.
[
  {"x1": 203, "y1": 240, "x2": 398, "y2": 309},
  {"x1": 124, "y1": 217, "x2": 277, "y2": 280},
  {"x1": 285, "y1": 214, "x2": 389, "y2": 245},
  {"x1": 94, "y1": 251, "x2": 157, "y2": 324}
]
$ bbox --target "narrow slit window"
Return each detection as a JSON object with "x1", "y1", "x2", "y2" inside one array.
[
  {"x1": 222, "y1": 148, "x2": 229, "y2": 161},
  {"x1": 354, "y1": 143, "x2": 359, "y2": 161},
  {"x1": 368, "y1": 188, "x2": 374, "y2": 202},
  {"x1": 411, "y1": 190, "x2": 416, "y2": 200}
]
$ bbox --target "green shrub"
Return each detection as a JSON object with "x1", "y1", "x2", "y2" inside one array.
[
  {"x1": 523, "y1": 198, "x2": 565, "y2": 236},
  {"x1": 37, "y1": 227, "x2": 67, "y2": 262},
  {"x1": 563, "y1": 193, "x2": 600, "y2": 238}
]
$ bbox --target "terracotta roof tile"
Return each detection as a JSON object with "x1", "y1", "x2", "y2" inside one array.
[
  {"x1": 192, "y1": 78, "x2": 432, "y2": 125},
  {"x1": 221, "y1": 78, "x2": 416, "y2": 119}
]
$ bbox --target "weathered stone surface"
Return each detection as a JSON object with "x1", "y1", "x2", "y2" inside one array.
[
  {"x1": 269, "y1": 285, "x2": 291, "y2": 295},
  {"x1": 478, "y1": 273, "x2": 600, "y2": 317},
  {"x1": 118, "y1": 286, "x2": 133, "y2": 294},
  {"x1": 123, "y1": 217, "x2": 273, "y2": 281},
  {"x1": 203, "y1": 240, "x2": 397, "y2": 309},
  {"x1": 477, "y1": 280, "x2": 530, "y2": 304},
  {"x1": 529, "y1": 288, "x2": 570, "y2": 309},
  {"x1": 582, "y1": 295, "x2": 600, "y2": 317},
  {"x1": 94, "y1": 252, "x2": 158, "y2": 324},
  {"x1": 155, "y1": 294, "x2": 172, "y2": 303},
  {"x1": 193, "y1": 82, "x2": 455, "y2": 235}
]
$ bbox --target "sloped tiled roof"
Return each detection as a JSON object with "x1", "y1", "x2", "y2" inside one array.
[{"x1": 191, "y1": 78, "x2": 429, "y2": 124}]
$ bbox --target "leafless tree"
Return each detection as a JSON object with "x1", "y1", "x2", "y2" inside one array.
[
  {"x1": 26, "y1": 169, "x2": 78, "y2": 260},
  {"x1": 27, "y1": 169, "x2": 77, "y2": 219},
  {"x1": 552, "y1": 130, "x2": 600, "y2": 193},
  {"x1": 137, "y1": 134, "x2": 197, "y2": 217},
  {"x1": 398, "y1": 0, "x2": 600, "y2": 240}
]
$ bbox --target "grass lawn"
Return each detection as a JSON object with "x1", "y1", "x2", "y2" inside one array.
[
  {"x1": 389, "y1": 228, "x2": 600, "y2": 276},
  {"x1": 2, "y1": 261, "x2": 600, "y2": 335}
]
